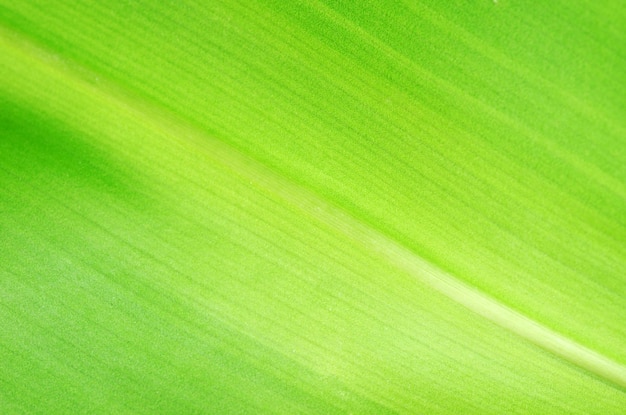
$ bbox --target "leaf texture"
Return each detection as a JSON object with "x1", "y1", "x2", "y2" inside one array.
[{"x1": 1, "y1": 1, "x2": 625, "y2": 413}]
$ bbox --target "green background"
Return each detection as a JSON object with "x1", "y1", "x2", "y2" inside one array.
[{"x1": 1, "y1": 0, "x2": 625, "y2": 413}]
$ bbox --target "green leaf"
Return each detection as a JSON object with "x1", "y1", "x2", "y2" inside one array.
[{"x1": 1, "y1": 1, "x2": 625, "y2": 413}]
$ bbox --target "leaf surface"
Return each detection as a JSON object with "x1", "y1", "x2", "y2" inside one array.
[{"x1": 1, "y1": 1, "x2": 625, "y2": 413}]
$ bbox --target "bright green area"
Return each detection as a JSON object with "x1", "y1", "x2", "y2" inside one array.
[{"x1": 0, "y1": 0, "x2": 625, "y2": 413}]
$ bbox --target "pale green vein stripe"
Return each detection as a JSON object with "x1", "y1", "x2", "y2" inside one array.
[{"x1": 2, "y1": 23, "x2": 625, "y2": 391}]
